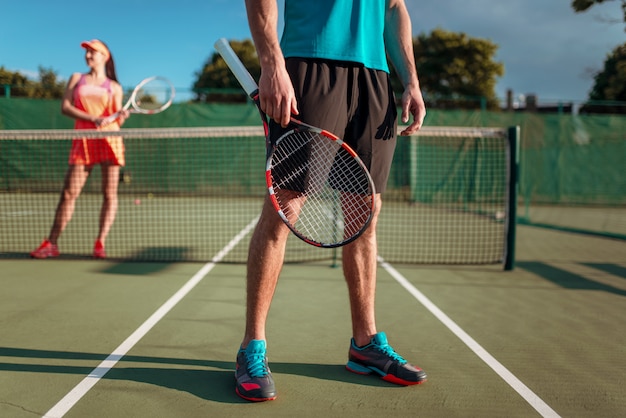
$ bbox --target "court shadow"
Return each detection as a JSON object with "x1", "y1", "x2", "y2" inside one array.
[
  {"x1": 516, "y1": 218, "x2": 626, "y2": 241},
  {"x1": 106, "y1": 362, "x2": 387, "y2": 403},
  {"x1": 101, "y1": 261, "x2": 178, "y2": 275},
  {"x1": 0, "y1": 252, "x2": 93, "y2": 260},
  {"x1": 517, "y1": 261, "x2": 626, "y2": 297},
  {"x1": 582, "y1": 263, "x2": 626, "y2": 280},
  {"x1": 0, "y1": 347, "x2": 391, "y2": 404},
  {"x1": 1, "y1": 247, "x2": 189, "y2": 269},
  {"x1": 101, "y1": 247, "x2": 189, "y2": 275},
  {"x1": 107, "y1": 367, "x2": 242, "y2": 403}
]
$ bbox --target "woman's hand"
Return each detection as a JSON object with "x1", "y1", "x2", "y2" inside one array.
[
  {"x1": 115, "y1": 109, "x2": 130, "y2": 126},
  {"x1": 95, "y1": 109, "x2": 130, "y2": 128}
]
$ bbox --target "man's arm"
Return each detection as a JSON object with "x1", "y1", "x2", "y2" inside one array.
[
  {"x1": 384, "y1": 0, "x2": 426, "y2": 134},
  {"x1": 244, "y1": 0, "x2": 298, "y2": 126}
]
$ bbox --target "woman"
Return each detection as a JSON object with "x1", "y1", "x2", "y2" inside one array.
[{"x1": 31, "y1": 39, "x2": 130, "y2": 259}]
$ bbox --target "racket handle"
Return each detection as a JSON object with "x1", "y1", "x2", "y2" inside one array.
[
  {"x1": 214, "y1": 38, "x2": 259, "y2": 97},
  {"x1": 100, "y1": 112, "x2": 119, "y2": 126}
]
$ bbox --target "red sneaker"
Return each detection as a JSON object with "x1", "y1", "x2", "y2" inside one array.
[
  {"x1": 93, "y1": 240, "x2": 106, "y2": 259},
  {"x1": 30, "y1": 240, "x2": 60, "y2": 259}
]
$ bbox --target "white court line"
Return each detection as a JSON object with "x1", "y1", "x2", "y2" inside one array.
[
  {"x1": 378, "y1": 256, "x2": 561, "y2": 418},
  {"x1": 43, "y1": 217, "x2": 259, "y2": 418}
]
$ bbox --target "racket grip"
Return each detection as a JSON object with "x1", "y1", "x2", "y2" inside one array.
[
  {"x1": 100, "y1": 112, "x2": 119, "y2": 126},
  {"x1": 214, "y1": 38, "x2": 259, "y2": 97}
]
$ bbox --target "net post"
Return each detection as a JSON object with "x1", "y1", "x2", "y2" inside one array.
[
  {"x1": 504, "y1": 126, "x2": 520, "y2": 271},
  {"x1": 330, "y1": 248, "x2": 339, "y2": 268}
]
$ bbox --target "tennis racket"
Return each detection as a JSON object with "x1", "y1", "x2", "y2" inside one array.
[
  {"x1": 214, "y1": 38, "x2": 375, "y2": 248},
  {"x1": 101, "y1": 76, "x2": 175, "y2": 125}
]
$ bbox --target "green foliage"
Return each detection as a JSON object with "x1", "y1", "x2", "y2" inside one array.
[
  {"x1": 572, "y1": 0, "x2": 612, "y2": 11},
  {"x1": 193, "y1": 39, "x2": 260, "y2": 102},
  {"x1": 582, "y1": 42, "x2": 626, "y2": 113},
  {"x1": 0, "y1": 66, "x2": 32, "y2": 97},
  {"x1": 591, "y1": 43, "x2": 626, "y2": 101},
  {"x1": 195, "y1": 33, "x2": 504, "y2": 109},
  {"x1": 0, "y1": 66, "x2": 65, "y2": 99},
  {"x1": 410, "y1": 28, "x2": 504, "y2": 110},
  {"x1": 33, "y1": 67, "x2": 65, "y2": 99},
  {"x1": 571, "y1": 0, "x2": 626, "y2": 30},
  {"x1": 572, "y1": 0, "x2": 626, "y2": 112}
]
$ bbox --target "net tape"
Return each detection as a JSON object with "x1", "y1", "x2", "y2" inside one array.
[{"x1": 0, "y1": 126, "x2": 506, "y2": 140}]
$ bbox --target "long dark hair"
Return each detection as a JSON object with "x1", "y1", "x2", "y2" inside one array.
[{"x1": 100, "y1": 40, "x2": 119, "y2": 82}]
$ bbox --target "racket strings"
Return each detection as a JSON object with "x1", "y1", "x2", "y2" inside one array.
[
  {"x1": 270, "y1": 130, "x2": 373, "y2": 245},
  {"x1": 133, "y1": 78, "x2": 174, "y2": 112}
]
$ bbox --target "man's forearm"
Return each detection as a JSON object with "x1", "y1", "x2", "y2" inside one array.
[{"x1": 244, "y1": 0, "x2": 285, "y2": 70}]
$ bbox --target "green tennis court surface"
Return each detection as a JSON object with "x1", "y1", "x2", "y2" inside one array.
[
  {"x1": 1, "y1": 224, "x2": 624, "y2": 417},
  {"x1": 1, "y1": 119, "x2": 624, "y2": 416}
]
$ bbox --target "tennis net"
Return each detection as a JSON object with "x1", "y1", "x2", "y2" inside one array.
[{"x1": 0, "y1": 126, "x2": 518, "y2": 267}]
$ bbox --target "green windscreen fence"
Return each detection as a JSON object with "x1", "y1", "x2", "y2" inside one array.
[{"x1": 1, "y1": 97, "x2": 624, "y2": 261}]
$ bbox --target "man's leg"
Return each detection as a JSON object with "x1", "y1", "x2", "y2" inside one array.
[
  {"x1": 342, "y1": 194, "x2": 382, "y2": 347},
  {"x1": 235, "y1": 196, "x2": 291, "y2": 402},
  {"x1": 343, "y1": 195, "x2": 427, "y2": 385},
  {"x1": 243, "y1": 195, "x2": 292, "y2": 345}
]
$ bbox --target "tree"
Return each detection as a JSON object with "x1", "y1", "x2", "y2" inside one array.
[
  {"x1": 0, "y1": 66, "x2": 33, "y2": 97},
  {"x1": 409, "y1": 28, "x2": 504, "y2": 110},
  {"x1": 0, "y1": 66, "x2": 65, "y2": 99},
  {"x1": 581, "y1": 42, "x2": 626, "y2": 113},
  {"x1": 32, "y1": 67, "x2": 65, "y2": 99},
  {"x1": 193, "y1": 39, "x2": 260, "y2": 102},
  {"x1": 193, "y1": 33, "x2": 504, "y2": 109},
  {"x1": 572, "y1": 1, "x2": 626, "y2": 112},
  {"x1": 571, "y1": 0, "x2": 626, "y2": 30}
]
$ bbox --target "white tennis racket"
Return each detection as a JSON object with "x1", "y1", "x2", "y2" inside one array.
[{"x1": 102, "y1": 76, "x2": 175, "y2": 124}]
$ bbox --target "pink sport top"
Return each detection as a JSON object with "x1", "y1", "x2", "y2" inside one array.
[
  {"x1": 69, "y1": 74, "x2": 125, "y2": 166},
  {"x1": 73, "y1": 74, "x2": 116, "y2": 129}
]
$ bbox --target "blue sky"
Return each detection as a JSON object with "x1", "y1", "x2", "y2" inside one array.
[{"x1": 1, "y1": 0, "x2": 624, "y2": 103}]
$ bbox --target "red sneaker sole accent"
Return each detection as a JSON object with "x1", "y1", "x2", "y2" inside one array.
[
  {"x1": 382, "y1": 374, "x2": 427, "y2": 386},
  {"x1": 30, "y1": 252, "x2": 59, "y2": 259},
  {"x1": 235, "y1": 388, "x2": 277, "y2": 402},
  {"x1": 347, "y1": 365, "x2": 427, "y2": 386}
]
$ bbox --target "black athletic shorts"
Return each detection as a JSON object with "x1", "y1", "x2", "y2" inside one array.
[{"x1": 268, "y1": 58, "x2": 398, "y2": 193}]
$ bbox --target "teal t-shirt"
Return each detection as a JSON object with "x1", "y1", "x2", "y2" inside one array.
[{"x1": 280, "y1": 0, "x2": 389, "y2": 73}]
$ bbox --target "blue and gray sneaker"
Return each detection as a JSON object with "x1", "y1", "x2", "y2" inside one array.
[
  {"x1": 235, "y1": 339, "x2": 277, "y2": 401},
  {"x1": 346, "y1": 332, "x2": 427, "y2": 385}
]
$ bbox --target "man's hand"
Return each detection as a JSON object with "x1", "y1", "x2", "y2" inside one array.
[
  {"x1": 258, "y1": 65, "x2": 299, "y2": 128},
  {"x1": 399, "y1": 84, "x2": 426, "y2": 136}
]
